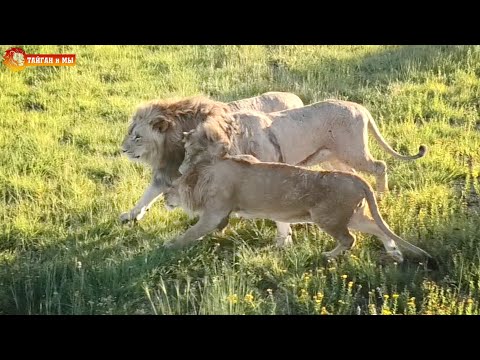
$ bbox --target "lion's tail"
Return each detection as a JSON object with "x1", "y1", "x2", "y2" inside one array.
[
  {"x1": 360, "y1": 178, "x2": 432, "y2": 259},
  {"x1": 366, "y1": 111, "x2": 427, "y2": 160}
]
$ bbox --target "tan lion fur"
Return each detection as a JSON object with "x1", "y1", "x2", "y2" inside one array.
[{"x1": 165, "y1": 139, "x2": 431, "y2": 262}]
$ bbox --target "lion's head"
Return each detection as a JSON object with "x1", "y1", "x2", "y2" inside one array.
[
  {"x1": 121, "y1": 96, "x2": 233, "y2": 172},
  {"x1": 178, "y1": 121, "x2": 232, "y2": 175},
  {"x1": 164, "y1": 166, "x2": 202, "y2": 215}
]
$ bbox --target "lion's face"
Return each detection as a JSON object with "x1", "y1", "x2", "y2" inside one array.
[
  {"x1": 121, "y1": 122, "x2": 162, "y2": 163},
  {"x1": 121, "y1": 106, "x2": 170, "y2": 166}
]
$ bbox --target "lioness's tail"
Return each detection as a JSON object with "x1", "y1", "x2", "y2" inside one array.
[
  {"x1": 360, "y1": 179, "x2": 432, "y2": 259},
  {"x1": 366, "y1": 111, "x2": 427, "y2": 160}
]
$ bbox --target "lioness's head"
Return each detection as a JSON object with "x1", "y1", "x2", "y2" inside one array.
[
  {"x1": 178, "y1": 121, "x2": 232, "y2": 175},
  {"x1": 121, "y1": 96, "x2": 232, "y2": 170}
]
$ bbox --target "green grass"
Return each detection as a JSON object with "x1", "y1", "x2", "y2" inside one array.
[{"x1": 1, "y1": 45, "x2": 480, "y2": 314}]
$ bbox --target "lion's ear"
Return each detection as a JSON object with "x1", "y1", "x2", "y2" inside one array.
[
  {"x1": 218, "y1": 142, "x2": 229, "y2": 156},
  {"x1": 151, "y1": 116, "x2": 171, "y2": 133}
]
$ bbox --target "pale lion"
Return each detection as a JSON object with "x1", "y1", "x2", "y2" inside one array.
[
  {"x1": 120, "y1": 92, "x2": 303, "y2": 223},
  {"x1": 227, "y1": 91, "x2": 303, "y2": 113},
  {"x1": 164, "y1": 132, "x2": 431, "y2": 262},
  {"x1": 195, "y1": 99, "x2": 427, "y2": 195}
]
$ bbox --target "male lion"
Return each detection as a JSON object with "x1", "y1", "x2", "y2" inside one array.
[
  {"x1": 120, "y1": 92, "x2": 303, "y2": 223},
  {"x1": 164, "y1": 131, "x2": 431, "y2": 263}
]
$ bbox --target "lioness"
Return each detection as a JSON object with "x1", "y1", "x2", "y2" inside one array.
[
  {"x1": 120, "y1": 92, "x2": 303, "y2": 223},
  {"x1": 164, "y1": 132, "x2": 431, "y2": 263}
]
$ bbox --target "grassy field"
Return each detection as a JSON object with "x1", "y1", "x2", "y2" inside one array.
[{"x1": 1, "y1": 45, "x2": 480, "y2": 315}]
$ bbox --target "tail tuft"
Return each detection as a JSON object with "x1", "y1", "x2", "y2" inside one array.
[{"x1": 417, "y1": 145, "x2": 428, "y2": 158}]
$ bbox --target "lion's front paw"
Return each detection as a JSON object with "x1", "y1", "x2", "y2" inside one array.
[
  {"x1": 119, "y1": 207, "x2": 147, "y2": 224},
  {"x1": 119, "y1": 212, "x2": 134, "y2": 224},
  {"x1": 387, "y1": 249, "x2": 404, "y2": 263},
  {"x1": 164, "y1": 240, "x2": 186, "y2": 250}
]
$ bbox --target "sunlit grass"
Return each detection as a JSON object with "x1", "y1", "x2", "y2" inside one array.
[{"x1": 1, "y1": 45, "x2": 480, "y2": 314}]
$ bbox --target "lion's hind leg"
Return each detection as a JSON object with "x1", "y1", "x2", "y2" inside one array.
[
  {"x1": 310, "y1": 207, "x2": 357, "y2": 259},
  {"x1": 338, "y1": 155, "x2": 388, "y2": 197},
  {"x1": 297, "y1": 148, "x2": 335, "y2": 167},
  {"x1": 321, "y1": 229, "x2": 357, "y2": 260},
  {"x1": 275, "y1": 222, "x2": 293, "y2": 247},
  {"x1": 347, "y1": 201, "x2": 404, "y2": 263}
]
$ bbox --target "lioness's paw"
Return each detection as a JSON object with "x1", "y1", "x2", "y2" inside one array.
[
  {"x1": 119, "y1": 208, "x2": 147, "y2": 224},
  {"x1": 163, "y1": 241, "x2": 175, "y2": 249},
  {"x1": 164, "y1": 240, "x2": 185, "y2": 250},
  {"x1": 387, "y1": 249, "x2": 404, "y2": 263},
  {"x1": 321, "y1": 251, "x2": 336, "y2": 260},
  {"x1": 275, "y1": 235, "x2": 293, "y2": 248},
  {"x1": 119, "y1": 212, "x2": 133, "y2": 224}
]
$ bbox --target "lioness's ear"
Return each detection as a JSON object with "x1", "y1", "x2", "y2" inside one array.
[
  {"x1": 218, "y1": 143, "x2": 229, "y2": 157},
  {"x1": 204, "y1": 122, "x2": 229, "y2": 144},
  {"x1": 151, "y1": 116, "x2": 171, "y2": 133}
]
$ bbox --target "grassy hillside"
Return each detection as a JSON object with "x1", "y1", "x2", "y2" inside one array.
[{"x1": 1, "y1": 45, "x2": 479, "y2": 314}]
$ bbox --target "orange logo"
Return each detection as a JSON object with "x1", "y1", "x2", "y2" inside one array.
[{"x1": 3, "y1": 47, "x2": 76, "y2": 72}]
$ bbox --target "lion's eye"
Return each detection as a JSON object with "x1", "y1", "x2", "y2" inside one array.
[{"x1": 134, "y1": 135, "x2": 141, "y2": 141}]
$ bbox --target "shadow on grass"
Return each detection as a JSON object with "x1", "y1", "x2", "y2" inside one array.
[{"x1": 3, "y1": 196, "x2": 479, "y2": 314}]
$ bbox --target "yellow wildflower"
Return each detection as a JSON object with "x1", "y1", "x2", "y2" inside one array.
[
  {"x1": 313, "y1": 292, "x2": 324, "y2": 305},
  {"x1": 341, "y1": 274, "x2": 348, "y2": 280},
  {"x1": 227, "y1": 294, "x2": 238, "y2": 304},
  {"x1": 392, "y1": 294, "x2": 400, "y2": 300},
  {"x1": 244, "y1": 293, "x2": 254, "y2": 304}
]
